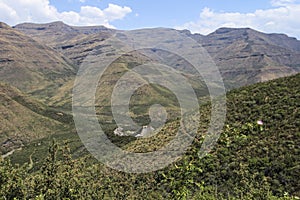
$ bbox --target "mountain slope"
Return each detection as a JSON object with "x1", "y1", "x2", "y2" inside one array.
[
  {"x1": 0, "y1": 82, "x2": 72, "y2": 155},
  {"x1": 0, "y1": 22, "x2": 76, "y2": 102},
  {"x1": 122, "y1": 72, "x2": 300, "y2": 197},
  {"x1": 200, "y1": 27, "x2": 300, "y2": 88}
]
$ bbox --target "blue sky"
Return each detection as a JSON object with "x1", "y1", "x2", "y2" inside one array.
[
  {"x1": 1, "y1": 0, "x2": 300, "y2": 38},
  {"x1": 50, "y1": 0, "x2": 272, "y2": 29}
]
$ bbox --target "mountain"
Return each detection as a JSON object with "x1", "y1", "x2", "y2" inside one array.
[
  {"x1": 199, "y1": 27, "x2": 300, "y2": 88},
  {"x1": 14, "y1": 21, "x2": 113, "y2": 45},
  {"x1": 13, "y1": 23, "x2": 208, "y2": 112},
  {"x1": 0, "y1": 82, "x2": 72, "y2": 155},
  {"x1": 4, "y1": 21, "x2": 300, "y2": 125},
  {"x1": 14, "y1": 23, "x2": 300, "y2": 91},
  {"x1": 0, "y1": 22, "x2": 76, "y2": 102},
  {"x1": 10, "y1": 22, "x2": 300, "y2": 123},
  {"x1": 14, "y1": 21, "x2": 115, "y2": 66}
]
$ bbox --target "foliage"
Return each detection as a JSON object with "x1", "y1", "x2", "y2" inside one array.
[{"x1": 2, "y1": 73, "x2": 300, "y2": 199}]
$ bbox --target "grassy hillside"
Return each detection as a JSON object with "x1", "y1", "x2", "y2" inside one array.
[
  {"x1": 0, "y1": 82, "x2": 73, "y2": 155},
  {"x1": 4, "y1": 72, "x2": 299, "y2": 199},
  {"x1": 0, "y1": 22, "x2": 76, "y2": 104}
]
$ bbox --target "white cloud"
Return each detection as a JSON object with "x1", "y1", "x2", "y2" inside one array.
[
  {"x1": 104, "y1": 3, "x2": 132, "y2": 21},
  {"x1": 0, "y1": 2, "x2": 19, "y2": 22},
  {"x1": 177, "y1": 0, "x2": 300, "y2": 39},
  {"x1": 271, "y1": 0, "x2": 295, "y2": 6},
  {"x1": 0, "y1": 0, "x2": 132, "y2": 28}
]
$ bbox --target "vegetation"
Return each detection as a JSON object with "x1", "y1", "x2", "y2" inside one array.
[
  {"x1": 2, "y1": 72, "x2": 299, "y2": 199},
  {"x1": 1, "y1": 21, "x2": 299, "y2": 199},
  {"x1": 1, "y1": 139, "x2": 298, "y2": 200},
  {"x1": 0, "y1": 82, "x2": 73, "y2": 154}
]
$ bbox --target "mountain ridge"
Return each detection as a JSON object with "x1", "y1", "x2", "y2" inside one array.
[
  {"x1": 0, "y1": 21, "x2": 298, "y2": 110},
  {"x1": 12, "y1": 21, "x2": 300, "y2": 90}
]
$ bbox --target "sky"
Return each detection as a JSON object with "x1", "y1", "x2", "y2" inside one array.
[{"x1": 0, "y1": 0, "x2": 300, "y2": 38}]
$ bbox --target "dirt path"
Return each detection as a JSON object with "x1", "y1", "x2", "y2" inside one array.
[{"x1": 1, "y1": 147, "x2": 22, "y2": 159}]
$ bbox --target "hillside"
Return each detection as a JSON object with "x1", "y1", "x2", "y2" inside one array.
[
  {"x1": 199, "y1": 27, "x2": 300, "y2": 88},
  {"x1": 0, "y1": 22, "x2": 76, "y2": 102},
  {"x1": 0, "y1": 82, "x2": 73, "y2": 155},
  {"x1": 5, "y1": 72, "x2": 299, "y2": 199}
]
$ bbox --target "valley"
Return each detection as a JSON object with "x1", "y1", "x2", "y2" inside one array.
[{"x1": 0, "y1": 21, "x2": 299, "y2": 199}]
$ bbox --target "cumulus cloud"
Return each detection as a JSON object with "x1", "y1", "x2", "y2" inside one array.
[
  {"x1": 0, "y1": 0, "x2": 132, "y2": 28},
  {"x1": 177, "y1": 0, "x2": 300, "y2": 39}
]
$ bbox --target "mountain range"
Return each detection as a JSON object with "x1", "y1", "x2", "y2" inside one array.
[{"x1": 10, "y1": 21, "x2": 300, "y2": 93}]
